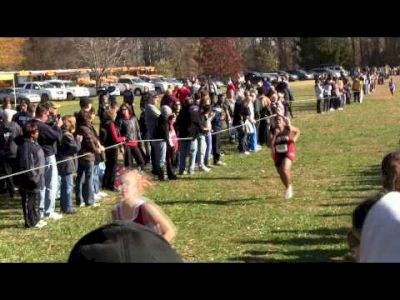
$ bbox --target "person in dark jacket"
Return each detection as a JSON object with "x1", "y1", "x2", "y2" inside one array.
[
  {"x1": 123, "y1": 88, "x2": 134, "y2": 110},
  {"x1": 16, "y1": 122, "x2": 46, "y2": 228},
  {"x1": 75, "y1": 110, "x2": 104, "y2": 207},
  {"x1": 119, "y1": 104, "x2": 144, "y2": 171},
  {"x1": 140, "y1": 86, "x2": 150, "y2": 112},
  {"x1": 0, "y1": 110, "x2": 22, "y2": 198},
  {"x1": 75, "y1": 97, "x2": 93, "y2": 132},
  {"x1": 145, "y1": 94, "x2": 161, "y2": 176},
  {"x1": 57, "y1": 116, "x2": 82, "y2": 214},
  {"x1": 160, "y1": 89, "x2": 177, "y2": 107},
  {"x1": 233, "y1": 94, "x2": 249, "y2": 154},
  {"x1": 98, "y1": 94, "x2": 108, "y2": 124},
  {"x1": 139, "y1": 88, "x2": 153, "y2": 166},
  {"x1": 100, "y1": 108, "x2": 125, "y2": 191},
  {"x1": 139, "y1": 105, "x2": 150, "y2": 165},
  {"x1": 211, "y1": 94, "x2": 226, "y2": 166},
  {"x1": 12, "y1": 100, "x2": 32, "y2": 128},
  {"x1": 154, "y1": 105, "x2": 177, "y2": 180},
  {"x1": 28, "y1": 104, "x2": 63, "y2": 220},
  {"x1": 176, "y1": 96, "x2": 193, "y2": 175}
]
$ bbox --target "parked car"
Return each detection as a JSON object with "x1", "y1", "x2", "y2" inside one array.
[
  {"x1": 97, "y1": 85, "x2": 121, "y2": 97},
  {"x1": 46, "y1": 80, "x2": 90, "y2": 100},
  {"x1": 214, "y1": 80, "x2": 225, "y2": 88},
  {"x1": 288, "y1": 69, "x2": 314, "y2": 80},
  {"x1": 164, "y1": 78, "x2": 184, "y2": 88},
  {"x1": 315, "y1": 64, "x2": 349, "y2": 76},
  {"x1": 262, "y1": 72, "x2": 280, "y2": 82},
  {"x1": 149, "y1": 77, "x2": 170, "y2": 94},
  {"x1": 20, "y1": 81, "x2": 67, "y2": 102},
  {"x1": 0, "y1": 87, "x2": 41, "y2": 103},
  {"x1": 81, "y1": 84, "x2": 97, "y2": 97},
  {"x1": 116, "y1": 76, "x2": 155, "y2": 95},
  {"x1": 244, "y1": 71, "x2": 264, "y2": 85},
  {"x1": 278, "y1": 70, "x2": 298, "y2": 81},
  {"x1": 310, "y1": 67, "x2": 340, "y2": 78}
]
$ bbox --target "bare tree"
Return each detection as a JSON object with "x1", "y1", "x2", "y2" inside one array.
[{"x1": 73, "y1": 37, "x2": 129, "y2": 88}]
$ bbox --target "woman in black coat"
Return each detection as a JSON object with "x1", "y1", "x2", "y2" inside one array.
[{"x1": 57, "y1": 116, "x2": 81, "y2": 214}]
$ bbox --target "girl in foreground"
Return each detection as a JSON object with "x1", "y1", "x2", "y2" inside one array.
[
  {"x1": 270, "y1": 115, "x2": 300, "y2": 199},
  {"x1": 111, "y1": 169, "x2": 176, "y2": 242}
]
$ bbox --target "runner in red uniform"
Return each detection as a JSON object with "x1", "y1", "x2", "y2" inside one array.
[
  {"x1": 270, "y1": 115, "x2": 300, "y2": 199},
  {"x1": 111, "y1": 169, "x2": 176, "y2": 242}
]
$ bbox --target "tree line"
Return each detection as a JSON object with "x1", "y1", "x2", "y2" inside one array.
[{"x1": 0, "y1": 38, "x2": 399, "y2": 80}]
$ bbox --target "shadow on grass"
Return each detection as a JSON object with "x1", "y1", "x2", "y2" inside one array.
[
  {"x1": 228, "y1": 227, "x2": 350, "y2": 262},
  {"x1": 317, "y1": 212, "x2": 351, "y2": 217},
  {"x1": 160, "y1": 195, "x2": 270, "y2": 206},
  {"x1": 0, "y1": 196, "x2": 24, "y2": 230},
  {"x1": 178, "y1": 176, "x2": 250, "y2": 181},
  {"x1": 228, "y1": 248, "x2": 350, "y2": 262},
  {"x1": 328, "y1": 164, "x2": 381, "y2": 195},
  {"x1": 319, "y1": 201, "x2": 362, "y2": 207}
]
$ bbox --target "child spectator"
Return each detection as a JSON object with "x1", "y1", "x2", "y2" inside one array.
[{"x1": 16, "y1": 123, "x2": 46, "y2": 228}]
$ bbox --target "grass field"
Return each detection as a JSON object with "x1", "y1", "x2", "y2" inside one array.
[{"x1": 0, "y1": 79, "x2": 397, "y2": 262}]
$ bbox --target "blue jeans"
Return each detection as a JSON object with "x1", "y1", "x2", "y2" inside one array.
[
  {"x1": 60, "y1": 174, "x2": 73, "y2": 213},
  {"x1": 93, "y1": 163, "x2": 104, "y2": 196},
  {"x1": 39, "y1": 155, "x2": 58, "y2": 217},
  {"x1": 204, "y1": 132, "x2": 212, "y2": 166},
  {"x1": 192, "y1": 135, "x2": 206, "y2": 171},
  {"x1": 75, "y1": 160, "x2": 94, "y2": 206},
  {"x1": 153, "y1": 141, "x2": 166, "y2": 169},
  {"x1": 179, "y1": 139, "x2": 192, "y2": 173},
  {"x1": 247, "y1": 124, "x2": 257, "y2": 151}
]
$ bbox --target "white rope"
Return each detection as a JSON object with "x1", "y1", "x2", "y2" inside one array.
[
  {"x1": 1, "y1": 91, "x2": 374, "y2": 181},
  {"x1": 0, "y1": 114, "x2": 278, "y2": 181}
]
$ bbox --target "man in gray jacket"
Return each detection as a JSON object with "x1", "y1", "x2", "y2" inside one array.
[{"x1": 145, "y1": 94, "x2": 161, "y2": 176}]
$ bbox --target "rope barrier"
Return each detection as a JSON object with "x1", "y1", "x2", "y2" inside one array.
[{"x1": 0, "y1": 114, "x2": 278, "y2": 181}]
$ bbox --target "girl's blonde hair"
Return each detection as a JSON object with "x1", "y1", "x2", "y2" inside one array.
[
  {"x1": 61, "y1": 115, "x2": 76, "y2": 133},
  {"x1": 121, "y1": 169, "x2": 154, "y2": 196}
]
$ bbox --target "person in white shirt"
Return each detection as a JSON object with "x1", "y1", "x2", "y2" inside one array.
[
  {"x1": 323, "y1": 80, "x2": 332, "y2": 113},
  {"x1": 314, "y1": 79, "x2": 324, "y2": 113}
]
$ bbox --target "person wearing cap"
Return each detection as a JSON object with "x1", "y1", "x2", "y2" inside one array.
[
  {"x1": 68, "y1": 221, "x2": 181, "y2": 263},
  {"x1": 111, "y1": 170, "x2": 176, "y2": 242}
]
